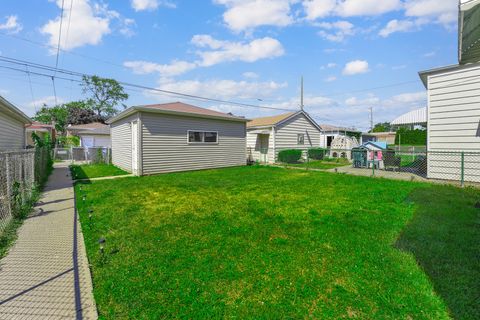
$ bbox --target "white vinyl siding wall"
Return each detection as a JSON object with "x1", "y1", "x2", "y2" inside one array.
[
  {"x1": 274, "y1": 113, "x2": 321, "y2": 161},
  {"x1": 0, "y1": 111, "x2": 25, "y2": 151},
  {"x1": 246, "y1": 128, "x2": 275, "y2": 163},
  {"x1": 141, "y1": 113, "x2": 246, "y2": 175},
  {"x1": 427, "y1": 63, "x2": 480, "y2": 182},
  {"x1": 111, "y1": 113, "x2": 139, "y2": 173}
]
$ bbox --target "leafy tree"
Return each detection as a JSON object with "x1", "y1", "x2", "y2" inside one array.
[
  {"x1": 66, "y1": 101, "x2": 104, "y2": 125},
  {"x1": 372, "y1": 122, "x2": 392, "y2": 133},
  {"x1": 33, "y1": 104, "x2": 69, "y2": 134},
  {"x1": 81, "y1": 75, "x2": 129, "y2": 118}
]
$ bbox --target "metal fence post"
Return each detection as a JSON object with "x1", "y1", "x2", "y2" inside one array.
[{"x1": 461, "y1": 151, "x2": 465, "y2": 188}]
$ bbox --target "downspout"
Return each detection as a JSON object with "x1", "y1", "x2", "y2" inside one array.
[
  {"x1": 138, "y1": 112, "x2": 143, "y2": 176},
  {"x1": 272, "y1": 126, "x2": 276, "y2": 163}
]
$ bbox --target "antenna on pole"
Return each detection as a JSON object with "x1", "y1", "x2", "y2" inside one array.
[
  {"x1": 369, "y1": 106, "x2": 374, "y2": 132},
  {"x1": 300, "y1": 76, "x2": 304, "y2": 110}
]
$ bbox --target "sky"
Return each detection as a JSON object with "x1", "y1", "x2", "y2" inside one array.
[{"x1": 0, "y1": 0, "x2": 463, "y2": 131}]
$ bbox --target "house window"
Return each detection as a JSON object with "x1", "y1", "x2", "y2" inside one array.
[
  {"x1": 188, "y1": 131, "x2": 218, "y2": 144},
  {"x1": 297, "y1": 133, "x2": 305, "y2": 145}
]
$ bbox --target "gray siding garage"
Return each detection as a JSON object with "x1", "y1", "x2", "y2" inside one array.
[
  {"x1": 0, "y1": 96, "x2": 31, "y2": 151},
  {"x1": 107, "y1": 102, "x2": 247, "y2": 176},
  {"x1": 420, "y1": 62, "x2": 480, "y2": 182}
]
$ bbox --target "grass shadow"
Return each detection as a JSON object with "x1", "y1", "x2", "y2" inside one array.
[{"x1": 396, "y1": 186, "x2": 480, "y2": 320}]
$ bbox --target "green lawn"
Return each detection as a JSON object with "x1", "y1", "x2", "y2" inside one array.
[
  {"x1": 70, "y1": 164, "x2": 128, "y2": 180},
  {"x1": 282, "y1": 159, "x2": 350, "y2": 170},
  {"x1": 75, "y1": 167, "x2": 479, "y2": 319}
]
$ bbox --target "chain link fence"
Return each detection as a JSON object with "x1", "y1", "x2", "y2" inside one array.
[
  {"x1": 53, "y1": 147, "x2": 111, "y2": 164},
  {"x1": 268, "y1": 146, "x2": 480, "y2": 186},
  {"x1": 0, "y1": 147, "x2": 52, "y2": 234}
]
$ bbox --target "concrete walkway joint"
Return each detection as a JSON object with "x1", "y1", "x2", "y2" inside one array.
[{"x1": 0, "y1": 163, "x2": 97, "y2": 319}]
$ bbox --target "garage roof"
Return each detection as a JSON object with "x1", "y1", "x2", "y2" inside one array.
[{"x1": 108, "y1": 102, "x2": 248, "y2": 124}]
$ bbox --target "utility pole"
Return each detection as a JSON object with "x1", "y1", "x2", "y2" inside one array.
[
  {"x1": 369, "y1": 106, "x2": 374, "y2": 132},
  {"x1": 300, "y1": 76, "x2": 304, "y2": 110}
]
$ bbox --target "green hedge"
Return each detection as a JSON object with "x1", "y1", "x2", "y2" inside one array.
[
  {"x1": 278, "y1": 149, "x2": 303, "y2": 163},
  {"x1": 395, "y1": 128, "x2": 427, "y2": 145},
  {"x1": 308, "y1": 148, "x2": 327, "y2": 160}
]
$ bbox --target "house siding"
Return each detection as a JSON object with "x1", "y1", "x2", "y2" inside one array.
[
  {"x1": 0, "y1": 110, "x2": 25, "y2": 151},
  {"x1": 246, "y1": 128, "x2": 275, "y2": 163},
  {"x1": 141, "y1": 113, "x2": 246, "y2": 175},
  {"x1": 274, "y1": 113, "x2": 321, "y2": 161},
  {"x1": 426, "y1": 63, "x2": 480, "y2": 182},
  {"x1": 111, "y1": 113, "x2": 139, "y2": 172}
]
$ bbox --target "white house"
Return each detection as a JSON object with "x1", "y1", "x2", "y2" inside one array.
[
  {"x1": 66, "y1": 122, "x2": 111, "y2": 147},
  {"x1": 416, "y1": 1, "x2": 480, "y2": 183},
  {"x1": 246, "y1": 110, "x2": 322, "y2": 163},
  {"x1": 107, "y1": 102, "x2": 248, "y2": 176},
  {"x1": 0, "y1": 95, "x2": 31, "y2": 151},
  {"x1": 319, "y1": 124, "x2": 362, "y2": 148}
]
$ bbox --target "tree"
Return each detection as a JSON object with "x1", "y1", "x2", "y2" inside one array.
[
  {"x1": 371, "y1": 122, "x2": 392, "y2": 133},
  {"x1": 82, "y1": 75, "x2": 128, "y2": 118},
  {"x1": 34, "y1": 104, "x2": 69, "y2": 134},
  {"x1": 65, "y1": 101, "x2": 104, "y2": 125}
]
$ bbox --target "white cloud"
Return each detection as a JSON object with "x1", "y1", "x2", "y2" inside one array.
[
  {"x1": 41, "y1": 0, "x2": 111, "y2": 51},
  {"x1": 0, "y1": 15, "x2": 22, "y2": 34},
  {"x1": 123, "y1": 60, "x2": 196, "y2": 77},
  {"x1": 320, "y1": 62, "x2": 337, "y2": 70},
  {"x1": 124, "y1": 35, "x2": 284, "y2": 79},
  {"x1": 316, "y1": 20, "x2": 355, "y2": 42},
  {"x1": 324, "y1": 76, "x2": 337, "y2": 82},
  {"x1": 243, "y1": 72, "x2": 259, "y2": 79},
  {"x1": 423, "y1": 51, "x2": 436, "y2": 57},
  {"x1": 152, "y1": 78, "x2": 288, "y2": 100},
  {"x1": 214, "y1": 0, "x2": 294, "y2": 32},
  {"x1": 130, "y1": 0, "x2": 176, "y2": 11},
  {"x1": 388, "y1": 91, "x2": 426, "y2": 104},
  {"x1": 379, "y1": 19, "x2": 415, "y2": 37},
  {"x1": 303, "y1": 0, "x2": 402, "y2": 20},
  {"x1": 343, "y1": 60, "x2": 369, "y2": 75},
  {"x1": 28, "y1": 96, "x2": 65, "y2": 108},
  {"x1": 404, "y1": 0, "x2": 457, "y2": 26},
  {"x1": 192, "y1": 35, "x2": 285, "y2": 66},
  {"x1": 345, "y1": 95, "x2": 380, "y2": 106}
]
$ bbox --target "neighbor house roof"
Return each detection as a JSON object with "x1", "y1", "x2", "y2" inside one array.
[
  {"x1": 247, "y1": 110, "x2": 322, "y2": 132},
  {"x1": 360, "y1": 141, "x2": 388, "y2": 150},
  {"x1": 0, "y1": 95, "x2": 31, "y2": 124},
  {"x1": 246, "y1": 112, "x2": 295, "y2": 128},
  {"x1": 391, "y1": 107, "x2": 427, "y2": 126},
  {"x1": 107, "y1": 102, "x2": 248, "y2": 124},
  {"x1": 67, "y1": 122, "x2": 108, "y2": 131},
  {"x1": 320, "y1": 124, "x2": 361, "y2": 133},
  {"x1": 77, "y1": 126, "x2": 110, "y2": 135},
  {"x1": 26, "y1": 121, "x2": 54, "y2": 132}
]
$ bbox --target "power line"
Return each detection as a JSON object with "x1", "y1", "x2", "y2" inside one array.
[
  {"x1": 0, "y1": 55, "x2": 425, "y2": 109},
  {"x1": 54, "y1": 0, "x2": 66, "y2": 75},
  {"x1": 0, "y1": 32, "x2": 126, "y2": 69},
  {"x1": 61, "y1": 0, "x2": 74, "y2": 67},
  {"x1": 0, "y1": 59, "x2": 295, "y2": 112}
]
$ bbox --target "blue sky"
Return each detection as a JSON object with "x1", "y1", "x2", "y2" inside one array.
[{"x1": 0, "y1": 0, "x2": 461, "y2": 130}]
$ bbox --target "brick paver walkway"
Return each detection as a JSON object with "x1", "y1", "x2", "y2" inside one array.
[{"x1": 0, "y1": 163, "x2": 97, "y2": 319}]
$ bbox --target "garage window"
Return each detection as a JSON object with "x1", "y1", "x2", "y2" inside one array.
[{"x1": 188, "y1": 131, "x2": 218, "y2": 144}]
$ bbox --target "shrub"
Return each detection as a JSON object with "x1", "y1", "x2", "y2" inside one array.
[
  {"x1": 308, "y1": 148, "x2": 327, "y2": 160},
  {"x1": 395, "y1": 128, "x2": 426, "y2": 146},
  {"x1": 278, "y1": 149, "x2": 302, "y2": 163}
]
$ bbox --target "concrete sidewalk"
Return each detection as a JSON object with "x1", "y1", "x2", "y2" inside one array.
[{"x1": 0, "y1": 163, "x2": 97, "y2": 319}]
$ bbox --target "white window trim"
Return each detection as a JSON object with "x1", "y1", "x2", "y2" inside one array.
[{"x1": 187, "y1": 130, "x2": 219, "y2": 144}]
